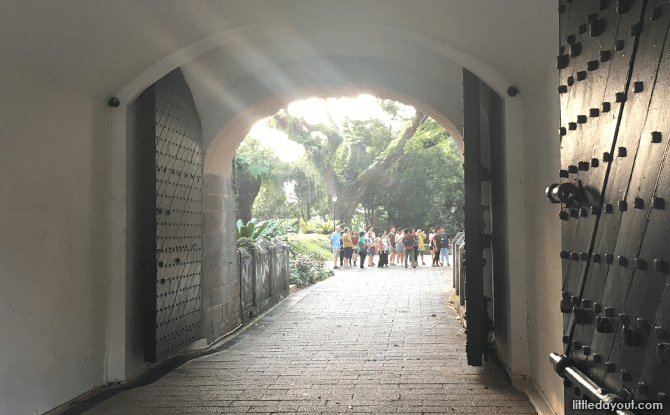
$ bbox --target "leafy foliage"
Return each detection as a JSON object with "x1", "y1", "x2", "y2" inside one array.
[
  {"x1": 236, "y1": 218, "x2": 295, "y2": 241},
  {"x1": 314, "y1": 218, "x2": 336, "y2": 234},
  {"x1": 298, "y1": 219, "x2": 317, "y2": 234},
  {"x1": 357, "y1": 118, "x2": 464, "y2": 235},
  {"x1": 235, "y1": 137, "x2": 288, "y2": 223},
  {"x1": 235, "y1": 97, "x2": 465, "y2": 238},
  {"x1": 289, "y1": 254, "x2": 334, "y2": 287},
  {"x1": 236, "y1": 237, "x2": 256, "y2": 251},
  {"x1": 234, "y1": 138, "x2": 283, "y2": 182},
  {"x1": 269, "y1": 98, "x2": 426, "y2": 224}
]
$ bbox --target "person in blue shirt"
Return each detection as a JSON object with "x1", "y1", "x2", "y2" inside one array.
[
  {"x1": 439, "y1": 227, "x2": 450, "y2": 266},
  {"x1": 331, "y1": 225, "x2": 342, "y2": 269}
]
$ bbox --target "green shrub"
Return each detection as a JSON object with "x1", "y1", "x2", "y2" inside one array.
[
  {"x1": 289, "y1": 254, "x2": 334, "y2": 287},
  {"x1": 237, "y1": 237, "x2": 256, "y2": 251}
]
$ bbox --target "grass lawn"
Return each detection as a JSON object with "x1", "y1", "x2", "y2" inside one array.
[{"x1": 285, "y1": 233, "x2": 332, "y2": 260}]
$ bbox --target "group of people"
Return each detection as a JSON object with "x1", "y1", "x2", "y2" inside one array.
[{"x1": 330, "y1": 225, "x2": 451, "y2": 270}]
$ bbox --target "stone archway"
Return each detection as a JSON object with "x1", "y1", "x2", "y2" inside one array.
[
  {"x1": 204, "y1": 82, "x2": 464, "y2": 178},
  {"x1": 200, "y1": 82, "x2": 465, "y2": 344},
  {"x1": 107, "y1": 21, "x2": 528, "y2": 386}
]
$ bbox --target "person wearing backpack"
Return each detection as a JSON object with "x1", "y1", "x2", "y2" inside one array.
[
  {"x1": 411, "y1": 228, "x2": 419, "y2": 267},
  {"x1": 403, "y1": 229, "x2": 415, "y2": 268},
  {"x1": 357, "y1": 231, "x2": 367, "y2": 269}
]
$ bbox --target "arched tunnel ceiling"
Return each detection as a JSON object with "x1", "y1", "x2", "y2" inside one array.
[
  {"x1": 179, "y1": 24, "x2": 466, "y2": 152},
  {"x1": 1, "y1": 1, "x2": 555, "y2": 101}
]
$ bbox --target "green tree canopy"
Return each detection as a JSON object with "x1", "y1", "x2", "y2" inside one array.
[
  {"x1": 234, "y1": 137, "x2": 284, "y2": 223},
  {"x1": 270, "y1": 99, "x2": 428, "y2": 224},
  {"x1": 234, "y1": 98, "x2": 465, "y2": 235}
]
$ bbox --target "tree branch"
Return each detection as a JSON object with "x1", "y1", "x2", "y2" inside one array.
[
  {"x1": 353, "y1": 112, "x2": 426, "y2": 193},
  {"x1": 321, "y1": 99, "x2": 338, "y2": 127},
  {"x1": 338, "y1": 111, "x2": 427, "y2": 221},
  {"x1": 273, "y1": 111, "x2": 343, "y2": 219},
  {"x1": 298, "y1": 115, "x2": 319, "y2": 133}
]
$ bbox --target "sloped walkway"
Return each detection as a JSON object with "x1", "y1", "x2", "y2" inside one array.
[{"x1": 81, "y1": 265, "x2": 536, "y2": 414}]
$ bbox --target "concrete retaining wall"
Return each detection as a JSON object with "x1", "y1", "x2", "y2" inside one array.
[{"x1": 239, "y1": 239, "x2": 290, "y2": 325}]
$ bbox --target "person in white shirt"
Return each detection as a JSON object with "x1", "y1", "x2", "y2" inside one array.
[{"x1": 395, "y1": 230, "x2": 404, "y2": 265}]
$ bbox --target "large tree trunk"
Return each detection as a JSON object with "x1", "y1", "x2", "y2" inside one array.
[
  {"x1": 340, "y1": 198, "x2": 359, "y2": 227},
  {"x1": 320, "y1": 164, "x2": 343, "y2": 222},
  {"x1": 235, "y1": 163, "x2": 262, "y2": 224}
]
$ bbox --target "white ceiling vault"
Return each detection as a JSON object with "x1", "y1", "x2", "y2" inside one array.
[
  {"x1": 2, "y1": 1, "x2": 555, "y2": 146},
  {"x1": 1, "y1": 1, "x2": 555, "y2": 92}
]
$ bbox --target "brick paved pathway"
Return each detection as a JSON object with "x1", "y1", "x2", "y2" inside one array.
[{"x1": 81, "y1": 265, "x2": 536, "y2": 414}]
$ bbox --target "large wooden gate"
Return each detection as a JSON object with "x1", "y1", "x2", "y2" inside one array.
[
  {"x1": 553, "y1": 0, "x2": 670, "y2": 412},
  {"x1": 462, "y1": 69, "x2": 506, "y2": 366},
  {"x1": 151, "y1": 69, "x2": 204, "y2": 362}
]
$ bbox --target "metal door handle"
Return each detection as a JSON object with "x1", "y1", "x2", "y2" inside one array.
[
  {"x1": 550, "y1": 353, "x2": 635, "y2": 415},
  {"x1": 546, "y1": 182, "x2": 579, "y2": 204}
]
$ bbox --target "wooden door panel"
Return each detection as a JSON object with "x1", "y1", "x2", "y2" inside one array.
[
  {"x1": 575, "y1": 0, "x2": 667, "y2": 353},
  {"x1": 463, "y1": 69, "x2": 486, "y2": 366},
  {"x1": 153, "y1": 69, "x2": 203, "y2": 362},
  {"x1": 555, "y1": 0, "x2": 670, "y2": 411},
  {"x1": 559, "y1": 1, "x2": 602, "y2": 341},
  {"x1": 462, "y1": 70, "x2": 504, "y2": 366},
  {"x1": 557, "y1": 2, "x2": 646, "y2": 407},
  {"x1": 597, "y1": 2, "x2": 670, "y2": 402},
  {"x1": 554, "y1": 0, "x2": 662, "y2": 411},
  {"x1": 559, "y1": 0, "x2": 646, "y2": 350},
  {"x1": 582, "y1": 1, "x2": 670, "y2": 400}
]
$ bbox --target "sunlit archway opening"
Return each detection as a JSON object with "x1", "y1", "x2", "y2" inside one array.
[{"x1": 233, "y1": 94, "x2": 464, "y2": 242}]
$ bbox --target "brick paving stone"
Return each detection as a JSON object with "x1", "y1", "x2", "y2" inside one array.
[{"x1": 79, "y1": 265, "x2": 535, "y2": 414}]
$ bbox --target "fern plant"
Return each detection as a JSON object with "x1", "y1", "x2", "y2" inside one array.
[
  {"x1": 299, "y1": 219, "x2": 317, "y2": 234},
  {"x1": 315, "y1": 218, "x2": 335, "y2": 234},
  {"x1": 236, "y1": 218, "x2": 295, "y2": 241}
]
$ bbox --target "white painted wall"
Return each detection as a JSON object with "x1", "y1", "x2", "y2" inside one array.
[
  {"x1": 0, "y1": 80, "x2": 111, "y2": 414},
  {"x1": 0, "y1": 2, "x2": 562, "y2": 414},
  {"x1": 523, "y1": 58, "x2": 565, "y2": 413}
]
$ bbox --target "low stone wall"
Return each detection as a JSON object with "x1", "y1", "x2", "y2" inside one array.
[
  {"x1": 238, "y1": 238, "x2": 290, "y2": 325},
  {"x1": 202, "y1": 173, "x2": 241, "y2": 344}
]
